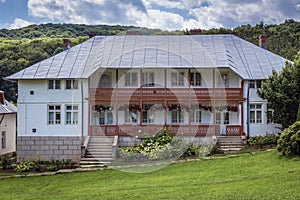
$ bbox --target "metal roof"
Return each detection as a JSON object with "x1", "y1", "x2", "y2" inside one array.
[
  {"x1": 0, "y1": 100, "x2": 17, "y2": 114},
  {"x1": 7, "y1": 35, "x2": 286, "y2": 80}
]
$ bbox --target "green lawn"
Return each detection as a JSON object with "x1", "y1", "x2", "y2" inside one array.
[{"x1": 0, "y1": 150, "x2": 300, "y2": 200}]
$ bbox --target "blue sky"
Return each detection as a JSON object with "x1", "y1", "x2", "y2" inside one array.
[{"x1": 1, "y1": 0, "x2": 300, "y2": 30}]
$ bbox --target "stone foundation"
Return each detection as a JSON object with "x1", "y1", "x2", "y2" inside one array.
[{"x1": 17, "y1": 136, "x2": 82, "y2": 163}]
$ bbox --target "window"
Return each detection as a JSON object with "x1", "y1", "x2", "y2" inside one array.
[
  {"x1": 190, "y1": 72, "x2": 201, "y2": 86},
  {"x1": 250, "y1": 104, "x2": 262, "y2": 123},
  {"x1": 48, "y1": 80, "x2": 60, "y2": 89},
  {"x1": 171, "y1": 110, "x2": 184, "y2": 123},
  {"x1": 142, "y1": 72, "x2": 154, "y2": 87},
  {"x1": 99, "y1": 74, "x2": 111, "y2": 88},
  {"x1": 125, "y1": 110, "x2": 138, "y2": 123},
  {"x1": 218, "y1": 73, "x2": 228, "y2": 87},
  {"x1": 267, "y1": 109, "x2": 274, "y2": 124},
  {"x1": 66, "y1": 105, "x2": 78, "y2": 124},
  {"x1": 66, "y1": 80, "x2": 78, "y2": 89},
  {"x1": 98, "y1": 111, "x2": 113, "y2": 125},
  {"x1": 48, "y1": 105, "x2": 61, "y2": 124},
  {"x1": 125, "y1": 72, "x2": 138, "y2": 87},
  {"x1": 191, "y1": 110, "x2": 201, "y2": 123},
  {"x1": 1, "y1": 131, "x2": 6, "y2": 149},
  {"x1": 249, "y1": 80, "x2": 262, "y2": 89},
  {"x1": 216, "y1": 112, "x2": 229, "y2": 124},
  {"x1": 171, "y1": 72, "x2": 184, "y2": 86},
  {"x1": 142, "y1": 110, "x2": 154, "y2": 124}
]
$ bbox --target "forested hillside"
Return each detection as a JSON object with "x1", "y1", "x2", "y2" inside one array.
[{"x1": 0, "y1": 20, "x2": 299, "y2": 102}]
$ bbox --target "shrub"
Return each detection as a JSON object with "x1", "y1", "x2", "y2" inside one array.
[
  {"x1": 0, "y1": 155, "x2": 15, "y2": 170},
  {"x1": 15, "y1": 159, "x2": 77, "y2": 173},
  {"x1": 277, "y1": 121, "x2": 300, "y2": 157},
  {"x1": 247, "y1": 133, "x2": 279, "y2": 148}
]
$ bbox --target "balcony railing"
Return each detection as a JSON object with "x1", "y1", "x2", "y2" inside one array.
[
  {"x1": 89, "y1": 88, "x2": 243, "y2": 101},
  {"x1": 90, "y1": 125, "x2": 243, "y2": 137}
]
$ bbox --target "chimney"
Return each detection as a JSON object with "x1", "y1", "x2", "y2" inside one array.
[
  {"x1": 259, "y1": 35, "x2": 267, "y2": 49},
  {"x1": 126, "y1": 30, "x2": 140, "y2": 35},
  {"x1": 63, "y1": 39, "x2": 71, "y2": 51},
  {"x1": 89, "y1": 33, "x2": 96, "y2": 38},
  {"x1": 190, "y1": 29, "x2": 202, "y2": 35},
  {"x1": 0, "y1": 91, "x2": 4, "y2": 105}
]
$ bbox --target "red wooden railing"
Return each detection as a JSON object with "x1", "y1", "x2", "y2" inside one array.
[
  {"x1": 89, "y1": 88, "x2": 243, "y2": 101},
  {"x1": 90, "y1": 125, "x2": 243, "y2": 137}
]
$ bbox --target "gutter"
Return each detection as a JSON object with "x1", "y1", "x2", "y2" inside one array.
[
  {"x1": 81, "y1": 80, "x2": 84, "y2": 145},
  {"x1": 246, "y1": 81, "x2": 250, "y2": 139}
]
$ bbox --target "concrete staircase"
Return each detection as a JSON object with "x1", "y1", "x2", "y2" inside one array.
[
  {"x1": 217, "y1": 136, "x2": 245, "y2": 153},
  {"x1": 80, "y1": 136, "x2": 115, "y2": 168}
]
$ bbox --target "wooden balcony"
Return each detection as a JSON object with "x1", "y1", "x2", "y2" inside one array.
[
  {"x1": 90, "y1": 125, "x2": 243, "y2": 137},
  {"x1": 89, "y1": 88, "x2": 243, "y2": 101}
]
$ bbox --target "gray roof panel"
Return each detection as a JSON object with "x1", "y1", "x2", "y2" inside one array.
[{"x1": 7, "y1": 35, "x2": 287, "y2": 80}]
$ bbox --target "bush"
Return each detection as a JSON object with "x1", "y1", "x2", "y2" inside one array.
[
  {"x1": 247, "y1": 133, "x2": 279, "y2": 148},
  {"x1": 15, "y1": 159, "x2": 77, "y2": 173},
  {"x1": 277, "y1": 121, "x2": 300, "y2": 157},
  {"x1": 0, "y1": 155, "x2": 15, "y2": 170},
  {"x1": 118, "y1": 127, "x2": 218, "y2": 161}
]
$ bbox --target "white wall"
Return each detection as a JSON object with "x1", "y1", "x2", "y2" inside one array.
[
  {"x1": 17, "y1": 79, "x2": 89, "y2": 137},
  {"x1": 0, "y1": 114, "x2": 16, "y2": 155},
  {"x1": 242, "y1": 81, "x2": 282, "y2": 136}
]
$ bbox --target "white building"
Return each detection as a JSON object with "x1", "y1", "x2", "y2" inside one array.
[
  {"x1": 7, "y1": 35, "x2": 285, "y2": 161},
  {"x1": 0, "y1": 91, "x2": 17, "y2": 156}
]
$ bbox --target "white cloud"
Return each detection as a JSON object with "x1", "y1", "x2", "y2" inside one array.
[
  {"x1": 27, "y1": 0, "x2": 300, "y2": 31},
  {"x1": 9, "y1": 18, "x2": 34, "y2": 29},
  {"x1": 0, "y1": 0, "x2": 5, "y2": 3}
]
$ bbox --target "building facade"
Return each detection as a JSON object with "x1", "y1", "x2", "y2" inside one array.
[
  {"x1": 7, "y1": 35, "x2": 285, "y2": 161},
  {"x1": 0, "y1": 91, "x2": 17, "y2": 155}
]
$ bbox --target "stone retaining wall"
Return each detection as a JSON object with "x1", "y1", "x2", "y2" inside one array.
[{"x1": 17, "y1": 136, "x2": 82, "y2": 163}]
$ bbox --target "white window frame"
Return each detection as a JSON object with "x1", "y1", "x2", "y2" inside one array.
[
  {"x1": 98, "y1": 110, "x2": 114, "y2": 125},
  {"x1": 249, "y1": 80, "x2": 262, "y2": 89},
  {"x1": 48, "y1": 105, "x2": 61, "y2": 125},
  {"x1": 267, "y1": 109, "x2": 274, "y2": 124},
  {"x1": 250, "y1": 104, "x2": 262, "y2": 124},
  {"x1": 216, "y1": 111, "x2": 229, "y2": 125},
  {"x1": 218, "y1": 73, "x2": 229, "y2": 87},
  {"x1": 124, "y1": 110, "x2": 139, "y2": 124},
  {"x1": 142, "y1": 72, "x2": 154, "y2": 87},
  {"x1": 48, "y1": 80, "x2": 61, "y2": 90},
  {"x1": 125, "y1": 72, "x2": 138, "y2": 87},
  {"x1": 1, "y1": 131, "x2": 6, "y2": 149},
  {"x1": 190, "y1": 72, "x2": 201, "y2": 86},
  {"x1": 66, "y1": 105, "x2": 79, "y2": 125},
  {"x1": 171, "y1": 110, "x2": 184, "y2": 124},
  {"x1": 142, "y1": 110, "x2": 155, "y2": 124},
  {"x1": 171, "y1": 72, "x2": 184, "y2": 86},
  {"x1": 191, "y1": 109, "x2": 201, "y2": 123},
  {"x1": 99, "y1": 73, "x2": 112, "y2": 88},
  {"x1": 66, "y1": 80, "x2": 78, "y2": 90}
]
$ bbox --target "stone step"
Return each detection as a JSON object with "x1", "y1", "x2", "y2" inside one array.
[{"x1": 86, "y1": 154, "x2": 113, "y2": 159}]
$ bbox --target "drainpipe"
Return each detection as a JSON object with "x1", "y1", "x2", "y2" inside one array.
[
  {"x1": 246, "y1": 81, "x2": 250, "y2": 139},
  {"x1": 81, "y1": 80, "x2": 84, "y2": 144}
]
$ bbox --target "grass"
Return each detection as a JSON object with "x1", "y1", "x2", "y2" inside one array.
[{"x1": 0, "y1": 150, "x2": 300, "y2": 200}]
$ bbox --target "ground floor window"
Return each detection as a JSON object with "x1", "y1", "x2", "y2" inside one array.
[
  {"x1": 66, "y1": 105, "x2": 79, "y2": 124},
  {"x1": 98, "y1": 111, "x2": 114, "y2": 125},
  {"x1": 250, "y1": 104, "x2": 262, "y2": 123},
  {"x1": 216, "y1": 111, "x2": 229, "y2": 124},
  {"x1": 48, "y1": 105, "x2": 61, "y2": 124},
  {"x1": 125, "y1": 110, "x2": 139, "y2": 124},
  {"x1": 142, "y1": 110, "x2": 154, "y2": 124},
  {"x1": 1, "y1": 131, "x2": 6, "y2": 149},
  {"x1": 171, "y1": 110, "x2": 184, "y2": 123},
  {"x1": 191, "y1": 110, "x2": 201, "y2": 123},
  {"x1": 267, "y1": 109, "x2": 274, "y2": 124}
]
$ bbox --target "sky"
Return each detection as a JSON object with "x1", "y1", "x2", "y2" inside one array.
[{"x1": 0, "y1": 0, "x2": 300, "y2": 30}]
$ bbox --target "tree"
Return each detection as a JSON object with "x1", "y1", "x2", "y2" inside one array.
[{"x1": 258, "y1": 54, "x2": 300, "y2": 129}]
